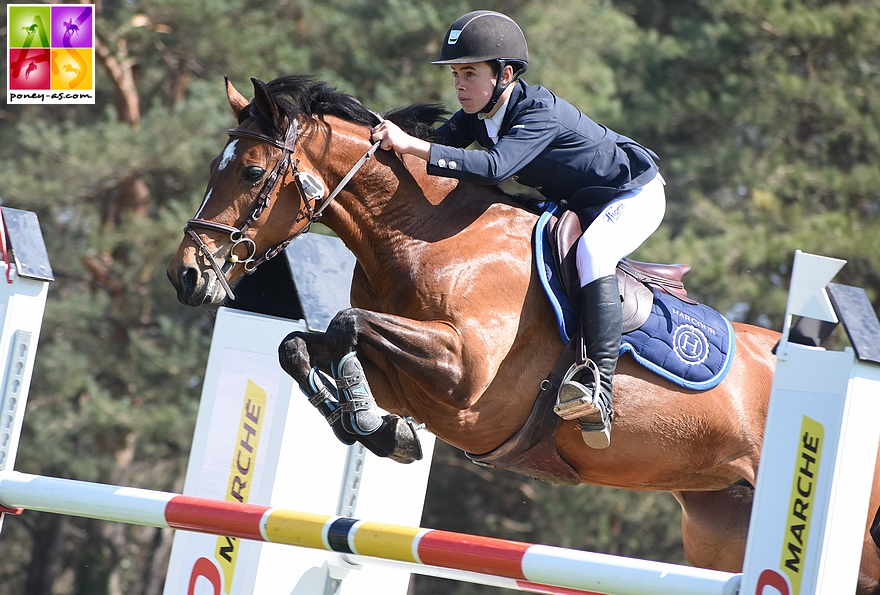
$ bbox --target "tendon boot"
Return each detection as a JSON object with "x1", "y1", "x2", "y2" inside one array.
[
  {"x1": 334, "y1": 352, "x2": 424, "y2": 463},
  {"x1": 335, "y1": 351, "x2": 384, "y2": 436},
  {"x1": 553, "y1": 275, "x2": 622, "y2": 449},
  {"x1": 305, "y1": 367, "x2": 356, "y2": 446}
]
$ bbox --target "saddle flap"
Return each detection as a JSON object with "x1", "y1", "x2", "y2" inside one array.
[
  {"x1": 549, "y1": 210, "x2": 585, "y2": 300},
  {"x1": 617, "y1": 269, "x2": 653, "y2": 333}
]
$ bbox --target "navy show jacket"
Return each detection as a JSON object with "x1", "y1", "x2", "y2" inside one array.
[{"x1": 428, "y1": 80, "x2": 659, "y2": 208}]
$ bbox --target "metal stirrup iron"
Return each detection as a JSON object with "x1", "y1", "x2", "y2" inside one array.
[{"x1": 553, "y1": 359, "x2": 602, "y2": 420}]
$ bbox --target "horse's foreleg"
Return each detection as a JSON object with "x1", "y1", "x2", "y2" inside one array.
[
  {"x1": 324, "y1": 308, "x2": 480, "y2": 406},
  {"x1": 674, "y1": 482, "x2": 754, "y2": 573},
  {"x1": 857, "y1": 462, "x2": 880, "y2": 595},
  {"x1": 277, "y1": 331, "x2": 356, "y2": 446},
  {"x1": 278, "y1": 326, "x2": 423, "y2": 464}
]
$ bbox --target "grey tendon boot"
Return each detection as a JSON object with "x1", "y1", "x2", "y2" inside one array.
[
  {"x1": 335, "y1": 351, "x2": 383, "y2": 436},
  {"x1": 553, "y1": 275, "x2": 622, "y2": 449}
]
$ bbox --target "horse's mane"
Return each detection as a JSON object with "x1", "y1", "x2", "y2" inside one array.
[{"x1": 242, "y1": 74, "x2": 450, "y2": 142}]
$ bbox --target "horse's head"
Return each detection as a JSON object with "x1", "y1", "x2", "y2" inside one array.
[
  {"x1": 167, "y1": 76, "x2": 335, "y2": 306},
  {"x1": 167, "y1": 74, "x2": 449, "y2": 307}
]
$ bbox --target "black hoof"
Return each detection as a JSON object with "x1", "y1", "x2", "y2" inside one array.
[{"x1": 359, "y1": 415, "x2": 423, "y2": 464}]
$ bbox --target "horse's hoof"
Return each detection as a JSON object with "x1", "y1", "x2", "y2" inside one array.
[
  {"x1": 358, "y1": 415, "x2": 424, "y2": 463},
  {"x1": 386, "y1": 416, "x2": 423, "y2": 464}
]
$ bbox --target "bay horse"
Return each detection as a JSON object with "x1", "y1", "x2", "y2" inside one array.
[{"x1": 167, "y1": 75, "x2": 880, "y2": 592}]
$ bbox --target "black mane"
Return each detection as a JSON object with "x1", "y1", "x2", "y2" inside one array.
[{"x1": 242, "y1": 74, "x2": 449, "y2": 142}]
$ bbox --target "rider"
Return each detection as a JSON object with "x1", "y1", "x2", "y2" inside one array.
[{"x1": 371, "y1": 10, "x2": 666, "y2": 449}]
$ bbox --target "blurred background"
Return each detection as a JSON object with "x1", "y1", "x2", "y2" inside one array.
[{"x1": 1, "y1": 0, "x2": 879, "y2": 593}]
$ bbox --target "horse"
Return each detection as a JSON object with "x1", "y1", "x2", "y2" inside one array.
[
  {"x1": 166, "y1": 75, "x2": 880, "y2": 593},
  {"x1": 63, "y1": 19, "x2": 80, "y2": 37}
]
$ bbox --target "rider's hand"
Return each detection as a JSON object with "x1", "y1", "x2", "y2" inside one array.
[{"x1": 371, "y1": 121, "x2": 430, "y2": 160}]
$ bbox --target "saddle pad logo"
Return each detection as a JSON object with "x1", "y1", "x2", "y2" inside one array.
[{"x1": 673, "y1": 324, "x2": 709, "y2": 366}]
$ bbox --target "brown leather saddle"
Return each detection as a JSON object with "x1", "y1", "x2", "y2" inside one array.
[
  {"x1": 466, "y1": 210, "x2": 696, "y2": 485},
  {"x1": 549, "y1": 209, "x2": 696, "y2": 333}
]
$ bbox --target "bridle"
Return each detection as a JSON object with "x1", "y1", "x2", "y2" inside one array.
[{"x1": 184, "y1": 115, "x2": 381, "y2": 301}]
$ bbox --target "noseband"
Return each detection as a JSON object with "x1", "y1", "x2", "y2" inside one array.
[{"x1": 184, "y1": 116, "x2": 381, "y2": 300}]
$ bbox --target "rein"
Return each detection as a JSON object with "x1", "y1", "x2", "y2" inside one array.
[{"x1": 184, "y1": 115, "x2": 381, "y2": 300}]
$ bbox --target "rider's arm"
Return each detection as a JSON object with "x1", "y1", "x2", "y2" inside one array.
[
  {"x1": 426, "y1": 99, "x2": 559, "y2": 185},
  {"x1": 372, "y1": 109, "x2": 475, "y2": 160}
]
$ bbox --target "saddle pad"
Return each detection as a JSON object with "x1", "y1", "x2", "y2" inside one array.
[
  {"x1": 620, "y1": 289, "x2": 735, "y2": 390},
  {"x1": 534, "y1": 207, "x2": 579, "y2": 342},
  {"x1": 534, "y1": 209, "x2": 735, "y2": 391}
]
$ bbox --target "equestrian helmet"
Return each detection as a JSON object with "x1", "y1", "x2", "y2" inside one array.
[
  {"x1": 433, "y1": 11, "x2": 528, "y2": 113},
  {"x1": 432, "y1": 10, "x2": 529, "y2": 76}
]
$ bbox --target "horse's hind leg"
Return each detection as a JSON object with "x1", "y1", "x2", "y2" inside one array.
[
  {"x1": 674, "y1": 482, "x2": 755, "y2": 572},
  {"x1": 278, "y1": 326, "x2": 422, "y2": 464}
]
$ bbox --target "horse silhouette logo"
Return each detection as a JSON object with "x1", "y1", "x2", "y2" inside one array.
[{"x1": 63, "y1": 19, "x2": 80, "y2": 38}]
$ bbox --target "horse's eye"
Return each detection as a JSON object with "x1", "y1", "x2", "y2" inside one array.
[{"x1": 242, "y1": 166, "x2": 265, "y2": 183}]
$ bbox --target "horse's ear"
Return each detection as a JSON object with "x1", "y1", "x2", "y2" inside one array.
[
  {"x1": 251, "y1": 77, "x2": 283, "y2": 130},
  {"x1": 225, "y1": 75, "x2": 249, "y2": 117}
]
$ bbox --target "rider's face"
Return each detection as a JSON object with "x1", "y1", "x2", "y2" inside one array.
[{"x1": 450, "y1": 62, "x2": 498, "y2": 114}]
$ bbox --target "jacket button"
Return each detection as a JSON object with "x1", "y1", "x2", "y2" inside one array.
[
  {"x1": 512, "y1": 175, "x2": 519, "y2": 181},
  {"x1": 438, "y1": 159, "x2": 447, "y2": 168},
  {"x1": 448, "y1": 161, "x2": 457, "y2": 170},
  {"x1": 535, "y1": 186, "x2": 542, "y2": 191}
]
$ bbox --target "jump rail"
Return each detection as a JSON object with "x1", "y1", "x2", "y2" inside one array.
[{"x1": 0, "y1": 470, "x2": 741, "y2": 595}]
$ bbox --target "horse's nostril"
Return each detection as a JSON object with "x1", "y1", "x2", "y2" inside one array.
[{"x1": 181, "y1": 266, "x2": 200, "y2": 295}]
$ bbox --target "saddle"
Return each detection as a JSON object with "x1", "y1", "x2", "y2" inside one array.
[
  {"x1": 549, "y1": 209, "x2": 696, "y2": 333},
  {"x1": 466, "y1": 210, "x2": 697, "y2": 485}
]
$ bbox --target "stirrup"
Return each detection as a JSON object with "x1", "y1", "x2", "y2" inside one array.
[
  {"x1": 553, "y1": 360, "x2": 602, "y2": 420},
  {"x1": 336, "y1": 352, "x2": 383, "y2": 436}
]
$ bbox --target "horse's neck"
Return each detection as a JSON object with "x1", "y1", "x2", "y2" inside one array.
[
  {"x1": 319, "y1": 153, "x2": 447, "y2": 280},
  {"x1": 309, "y1": 142, "x2": 471, "y2": 289},
  {"x1": 302, "y1": 121, "x2": 533, "y2": 295}
]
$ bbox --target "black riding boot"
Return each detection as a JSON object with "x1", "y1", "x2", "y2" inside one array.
[{"x1": 554, "y1": 275, "x2": 622, "y2": 449}]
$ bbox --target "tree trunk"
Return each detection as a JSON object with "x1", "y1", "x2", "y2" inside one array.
[{"x1": 24, "y1": 514, "x2": 67, "y2": 595}]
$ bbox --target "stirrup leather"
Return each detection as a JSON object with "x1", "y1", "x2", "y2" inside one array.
[{"x1": 553, "y1": 360, "x2": 602, "y2": 420}]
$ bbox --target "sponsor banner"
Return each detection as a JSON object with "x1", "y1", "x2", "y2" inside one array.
[{"x1": 175, "y1": 348, "x2": 282, "y2": 595}]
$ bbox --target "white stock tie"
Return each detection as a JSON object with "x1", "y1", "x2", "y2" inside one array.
[{"x1": 484, "y1": 118, "x2": 499, "y2": 144}]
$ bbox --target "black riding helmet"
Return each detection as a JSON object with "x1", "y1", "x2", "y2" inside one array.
[{"x1": 432, "y1": 11, "x2": 529, "y2": 114}]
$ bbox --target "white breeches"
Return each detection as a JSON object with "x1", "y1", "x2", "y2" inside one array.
[{"x1": 576, "y1": 173, "x2": 666, "y2": 287}]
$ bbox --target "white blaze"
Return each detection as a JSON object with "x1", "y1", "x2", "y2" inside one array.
[
  {"x1": 219, "y1": 139, "x2": 238, "y2": 171},
  {"x1": 195, "y1": 188, "x2": 212, "y2": 218}
]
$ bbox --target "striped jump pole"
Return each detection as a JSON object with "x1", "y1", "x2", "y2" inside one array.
[{"x1": 0, "y1": 470, "x2": 741, "y2": 595}]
